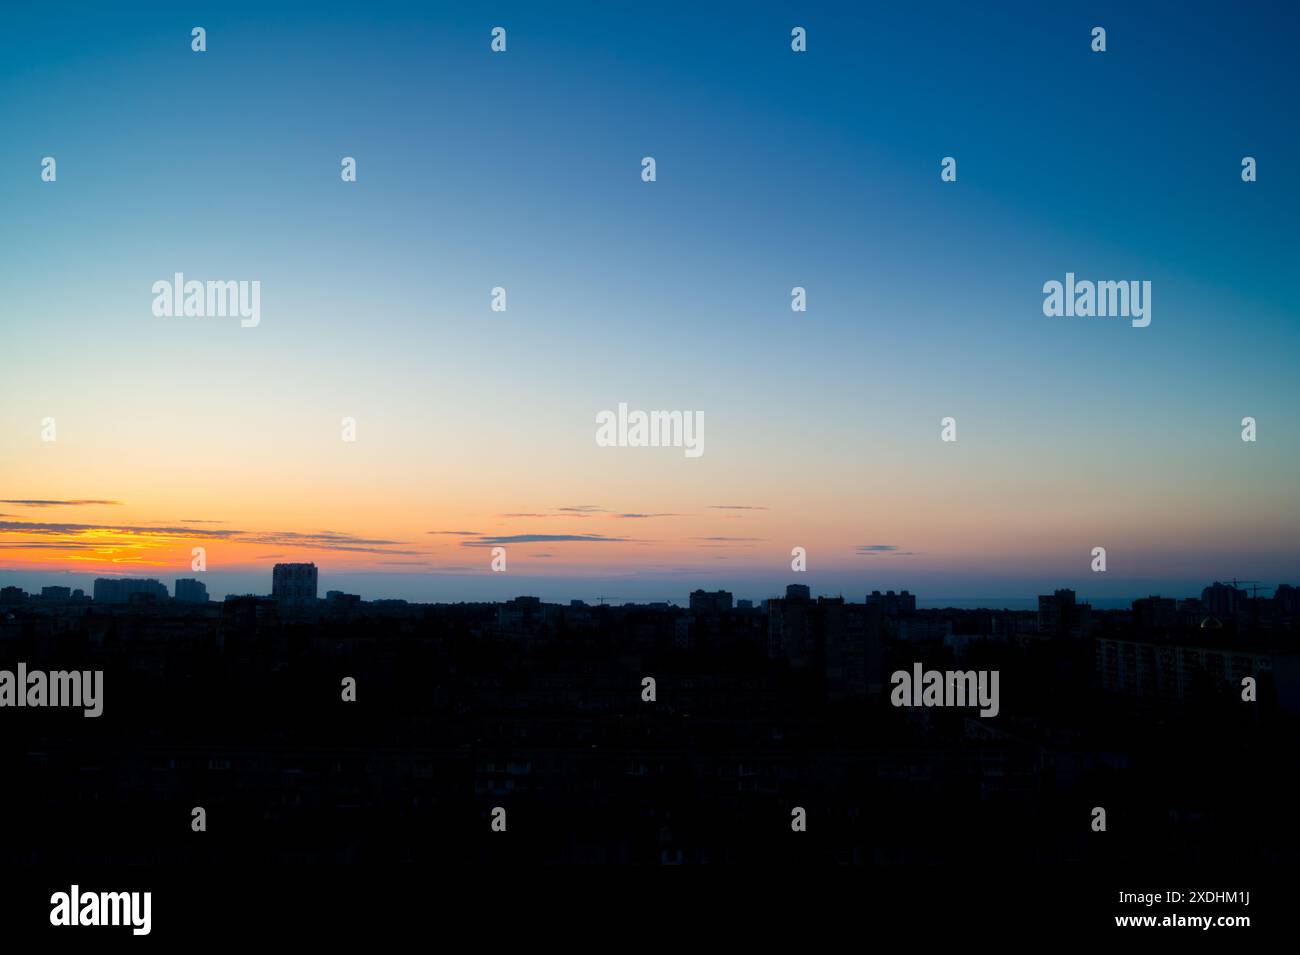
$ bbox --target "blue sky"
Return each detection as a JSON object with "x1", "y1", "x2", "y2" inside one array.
[{"x1": 1, "y1": 1, "x2": 1297, "y2": 605}]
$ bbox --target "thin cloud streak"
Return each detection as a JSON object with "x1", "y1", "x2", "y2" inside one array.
[
  {"x1": 1, "y1": 499, "x2": 123, "y2": 507},
  {"x1": 462, "y1": 534, "x2": 632, "y2": 547},
  {"x1": 0, "y1": 521, "x2": 422, "y2": 556}
]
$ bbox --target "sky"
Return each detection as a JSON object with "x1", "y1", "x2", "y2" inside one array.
[{"x1": 2, "y1": 1, "x2": 1298, "y2": 606}]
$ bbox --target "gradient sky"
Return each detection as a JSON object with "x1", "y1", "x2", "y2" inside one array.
[{"x1": 2, "y1": 1, "x2": 1298, "y2": 605}]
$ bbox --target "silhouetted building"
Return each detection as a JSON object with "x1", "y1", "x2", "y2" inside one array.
[
  {"x1": 0, "y1": 586, "x2": 26, "y2": 606},
  {"x1": 498, "y1": 596, "x2": 543, "y2": 631},
  {"x1": 1037, "y1": 589, "x2": 1091, "y2": 638},
  {"x1": 1276, "y1": 584, "x2": 1300, "y2": 617},
  {"x1": 768, "y1": 590, "x2": 814, "y2": 665},
  {"x1": 1132, "y1": 596, "x2": 1177, "y2": 631},
  {"x1": 785, "y1": 584, "x2": 811, "y2": 602},
  {"x1": 867, "y1": 589, "x2": 916, "y2": 616},
  {"x1": 1202, "y1": 581, "x2": 1248, "y2": 617},
  {"x1": 689, "y1": 589, "x2": 733, "y2": 613},
  {"x1": 1095, "y1": 630, "x2": 1282, "y2": 705},
  {"x1": 825, "y1": 599, "x2": 884, "y2": 700},
  {"x1": 767, "y1": 592, "x2": 882, "y2": 698},
  {"x1": 221, "y1": 595, "x2": 280, "y2": 646},
  {"x1": 40, "y1": 585, "x2": 72, "y2": 603},
  {"x1": 175, "y1": 578, "x2": 209, "y2": 603},
  {"x1": 94, "y1": 577, "x2": 169, "y2": 604},
  {"x1": 326, "y1": 590, "x2": 362, "y2": 611},
  {"x1": 896, "y1": 616, "x2": 953, "y2": 642},
  {"x1": 272, "y1": 563, "x2": 318, "y2": 608}
]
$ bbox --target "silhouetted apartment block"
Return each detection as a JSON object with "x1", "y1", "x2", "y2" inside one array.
[
  {"x1": 272, "y1": 563, "x2": 318, "y2": 608},
  {"x1": 325, "y1": 590, "x2": 361, "y2": 610},
  {"x1": 220, "y1": 595, "x2": 281, "y2": 651},
  {"x1": 1275, "y1": 584, "x2": 1300, "y2": 617},
  {"x1": 689, "y1": 589, "x2": 733, "y2": 613},
  {"x1": 1202, "y1": 581, "x2": 1248, "y2": 617},
  {"x1": 896, "y1": 616, "x2": 953, "y2": 642},
  {"x1": 1132, "y1": 595, "x2": 1177, "y2": 631},
  {"x1": 175, "y1": 578, "x2": 210, "y2": 603},
  {"x1": 766, "y1": 591, "x2": 882, "y2": 697},
  {"x1": 866, "y1": 589, "x2": 916, "y2": 616},
  {"x1": 767, "y1": 592, "x2": 814, "y2": 666},
  {"x1": 1094, "y1": 629, "x2": 1285, "y2": 706},
  {"x1": 497, "y1": 596, "x2": 544, "y2": 631},
  {"x1": 1037, "y1": 589, "x2": 1091, "y2": 638},
  {"x1": 94, "y1": 578, "x2": 169, "y2": 604}
]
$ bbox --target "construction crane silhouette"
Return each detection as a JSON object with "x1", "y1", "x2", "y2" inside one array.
[
  {"x1": 595, "y1": 596, "x2": 620, "y2": 606},
  {"x1": 1230, "y1": 578, "x2": 1269, "y2": 599}
]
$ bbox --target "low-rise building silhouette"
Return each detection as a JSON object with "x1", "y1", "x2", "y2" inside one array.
[
  {"x1": 94, "y1": 577, "x2": 169, "y2": 604},
  {"x1": 689, "y1": 589, "x2": 733, "y2": 613},
  {"x1": 867, "y1": 589, "x2": 916, "y2": 616},
  {"x1": 175, "y1": 578, "x2": 210, "y2": 603}
]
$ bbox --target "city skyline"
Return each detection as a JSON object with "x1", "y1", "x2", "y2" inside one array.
[{"x1": 2, "y1": 561, "x2": 1292, "y2": 612}]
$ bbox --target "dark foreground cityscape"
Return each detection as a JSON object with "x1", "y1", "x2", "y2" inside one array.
[{"x1": 2, "y1": 564, "x2": 1297, "y2": 866}]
